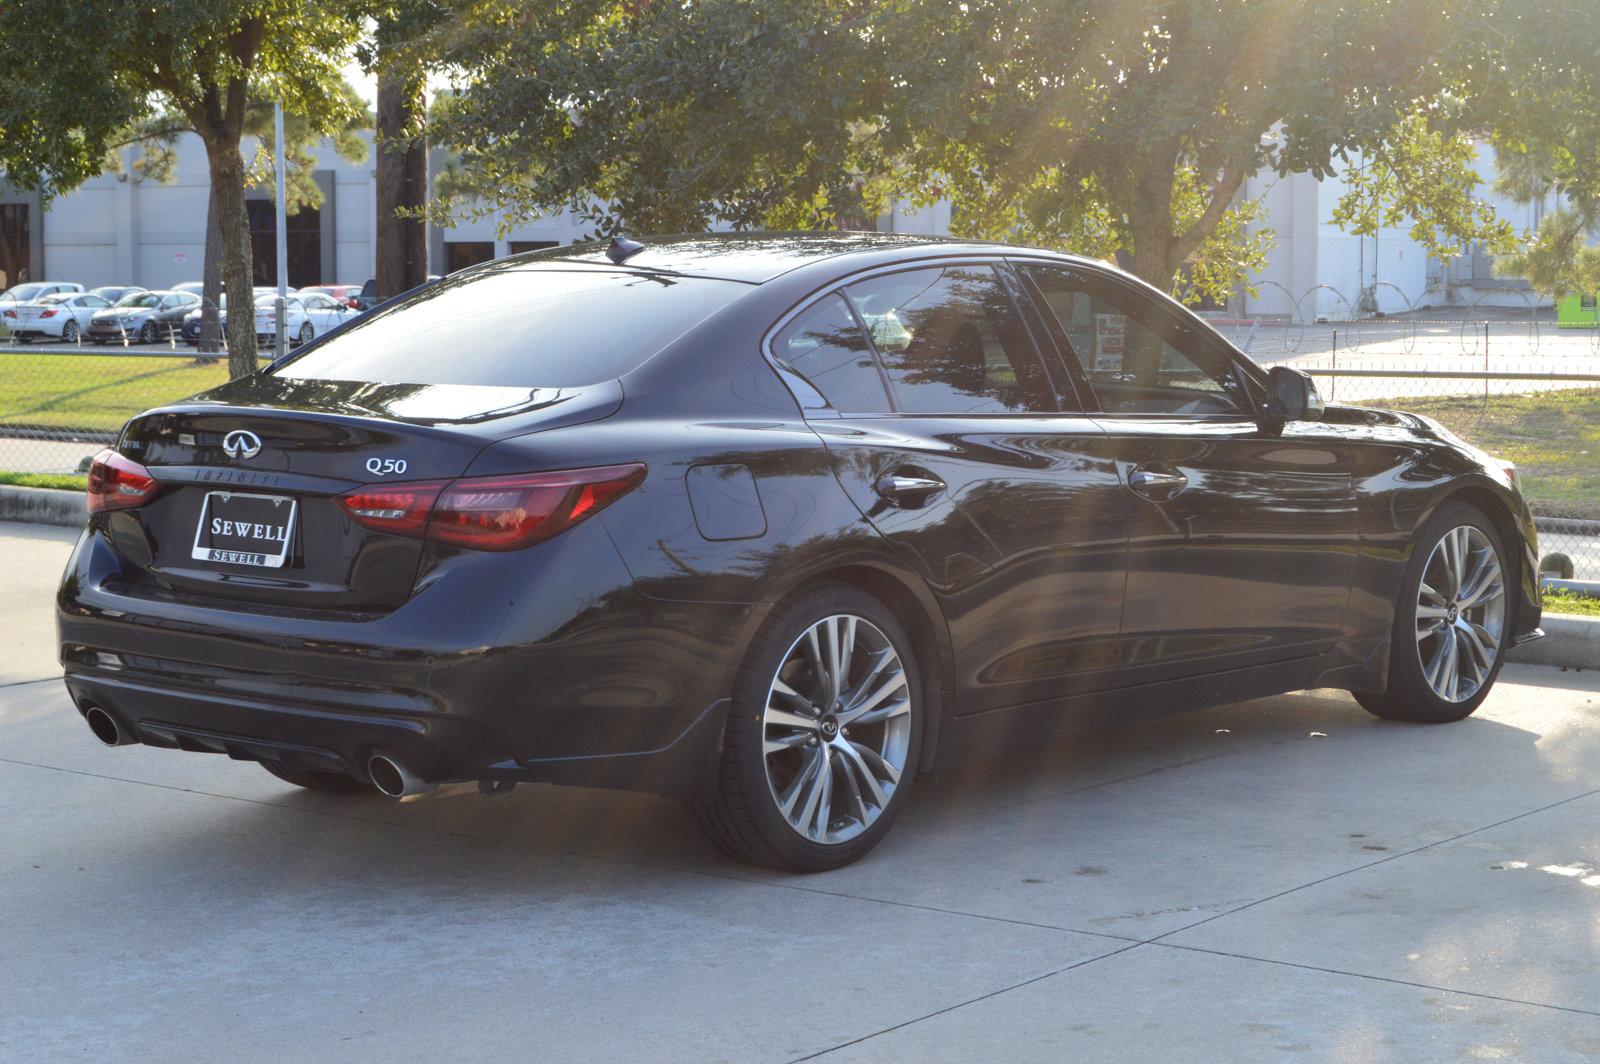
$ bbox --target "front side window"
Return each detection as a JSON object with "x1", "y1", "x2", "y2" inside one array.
[
  {"x1": 770, "y1": 294, "x2": 890, "y2": 413},
  {"x1": 844, "y1": 265, "x2": 1053, "y2": 415},
  {"x1": 1025, "y1": 267, "x2": 1247, "y2": 416}
]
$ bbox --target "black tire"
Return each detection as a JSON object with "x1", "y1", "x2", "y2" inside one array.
[
  {"x1": 139, "y1": 321, "x2": 157, "y2": 344},
  {"x1": 686, "y1": 584, "x2": 923, "y2": 871},
  {"x1": 61, "y1": 320, "x2": 78, "y2": 343},
  {"x1": 260, "y1": 760, "x2": 376, "y2": 794},
  {"x1": 297, "y1": 322, "x2": 314, "y2": 346},
  {"x1": 1357, "y1": 501, "x2": 1509, "y2": 724}
]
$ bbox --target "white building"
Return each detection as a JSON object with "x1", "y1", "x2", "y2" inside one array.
[
  {"x1": 1235, "y1": 142, "x2": 1560, "y2": 319},
  {"x1": 0, "y1": 131, "x2": 594, "y2": 292}
]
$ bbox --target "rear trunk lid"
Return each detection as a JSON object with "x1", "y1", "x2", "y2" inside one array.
[{"x1": 108, "y1": 375, "x2": 621, "y2": 612}]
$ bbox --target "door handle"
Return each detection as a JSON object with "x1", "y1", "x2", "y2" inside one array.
[
  {"x1": 1128, "y1": 468, "x2": 1188, "y2": 497},
  {"x1": 874, "y1": 471, "x2": 946, "y2": 508}
]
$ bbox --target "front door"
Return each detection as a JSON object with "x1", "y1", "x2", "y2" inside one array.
[
  {"x1": 772, "y1": 261, "x2": 1128, "y2": 714},
  {"x1": 1019, "y1": 262, "x2": 1360, "y2": 687}
]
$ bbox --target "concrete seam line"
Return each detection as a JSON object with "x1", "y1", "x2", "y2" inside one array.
[
  {"x1": 0, "y1": 675, "x2": 62, "y2": 688},
  {"x1": 1147, "y1": 785, "x2": 1600, "y2": 944},
  {"x1": 1150, "y1": 941, "x2": 1600, "y2": 1018},
  {"x1": 785, "y1": 942, "x2": 1149, "y2": 1063},
  {"x1": 0, "y1": 485, "x2": 86, "y2": 528}
]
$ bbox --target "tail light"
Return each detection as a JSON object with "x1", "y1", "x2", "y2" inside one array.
[
  {"x1": 39, "y1": 308, "x2": 57, "y2": 318},
  {"x1": 338, "y1": 464, "x2": 645, "y2": 551},
  {"x1": 86, "y1": 449, "x2": 163, "y2": 513},
  {"x1": 2, "y1": 309, "x2": 13, "y2": 318},
  {"x1": 338, "y1": 481, "x2": 447, "y2": 536}
]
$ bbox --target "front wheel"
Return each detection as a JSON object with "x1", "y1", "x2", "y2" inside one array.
[
  {"x1": 139, "y1": 321, "x2": 157, "y2": 344},
  {"x1": 687, "y1": 585, "x2": 922, "y2": 871},
  {"x1": 297, "y1": 321, "x2": 314, "y2": 346},
  {"x1": 1357, "y1": 502, "x2": 1510, "y2": 723}
]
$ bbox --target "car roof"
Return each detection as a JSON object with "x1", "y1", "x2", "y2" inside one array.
[{"x1": 499, "y1": 231, "x2": 1087, "y2": 284}]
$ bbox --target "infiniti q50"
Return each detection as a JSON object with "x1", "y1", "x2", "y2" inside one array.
[{"x1": 57, "y1": 234, "x2": 1542, "y2": 870}]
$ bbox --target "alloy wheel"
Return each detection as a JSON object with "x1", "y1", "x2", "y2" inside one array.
[
  {"x1": 1415, "y1": 524, "x2": 1505, "y2": 703},
  {"x1": 762, "y1": 614, "x2": 912, "y2": 845}
]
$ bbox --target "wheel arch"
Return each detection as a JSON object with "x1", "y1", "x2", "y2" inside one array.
[{"x1": 1424, "y1": 480, "x2": 1533, "y2": 637}]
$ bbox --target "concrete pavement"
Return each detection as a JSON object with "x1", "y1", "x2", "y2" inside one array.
[{"x1": 2, "y1": 521, "x2": 1599, "y2": 1062}]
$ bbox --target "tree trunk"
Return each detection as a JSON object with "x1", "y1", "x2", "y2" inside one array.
[
  {"x1": 205, "y1": 140, "x2": 259, "y2": 378},
  {"x1": 198, "y1": 183, "x2": 223, "y2": 359},
  {"x1": 375, "y1": 68, "x2": 429, "y2": 301}
]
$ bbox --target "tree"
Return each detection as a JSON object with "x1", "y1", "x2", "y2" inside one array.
[
  {"x1": 363, "y1": 2, "x2": 456, "y2": 300},
  {"x1": 1473, "y1": 0, "x2": 1600, "y2": 297},
  {"x1": 427, "y1": 0, "x2": 873, "y2": 236},
  {"x1": 116, "y1": 86, "x2": 371, "y2": 353},
  {"x1": 429, "y1": 0, "x2": 1523, "y2": 304},
  {"x1": 0, "y1": 2, "x2": 362, "y2": 377}
]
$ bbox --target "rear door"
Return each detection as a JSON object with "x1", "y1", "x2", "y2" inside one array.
[
  {"x1": 1019, "y1": 262, "x2": 1359, "y2": 685},
  {"x1": 779, "y1": 260, "x2": 1128, "y2": 712}
]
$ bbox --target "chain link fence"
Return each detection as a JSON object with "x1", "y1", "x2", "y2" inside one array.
[{"x1": 2, "y1": 283, "x2": 1596, "y2": 578}]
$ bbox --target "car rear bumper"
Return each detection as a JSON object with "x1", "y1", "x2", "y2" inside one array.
[{"x1": 56, "y1": 523, "x2": 747, "y2": 798}]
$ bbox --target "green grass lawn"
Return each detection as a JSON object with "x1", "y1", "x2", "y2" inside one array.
[
  {"x1": 0, "y1": 470, "x2": 88, "y2": 491},
  {"x1": 1372, "y1": 389, "x2": 1600, "y2": 520},
  {"x1": 0, "y1": 350, "x2": 231, "y2": 432},
  {"x1": 1542, "y1": 587, "x2": 1600, "y2": 617}
]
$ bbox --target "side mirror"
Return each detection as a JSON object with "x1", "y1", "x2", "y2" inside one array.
[{"x1": 1265, "y1": 365, "x2": 1324, "y2": 423}]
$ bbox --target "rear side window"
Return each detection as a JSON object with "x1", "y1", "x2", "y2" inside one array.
[
  {"x1": 274, "y1": 268, "x2": 747, "y2": 387},
  {"x1": 844, "y1": 266, "x2": 1053, "y2": 415},
  {"x1": 770, "y1": 294, "x2": 890, "y2": 413}
]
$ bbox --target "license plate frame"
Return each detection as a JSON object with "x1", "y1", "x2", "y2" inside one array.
[{"x1": 190, "y1": 491, "x2": 298, "y2": 568}]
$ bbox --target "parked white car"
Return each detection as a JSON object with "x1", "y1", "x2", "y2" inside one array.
[
  {"x1": 0, "y1": 281, "x2": 84, "y2": 306},
  {"x1": 253, "y1": 291, "x2": 362, "y2": 346},
  {"x1": 4, "y1": 292, "x2": 114, "y2": 342}
]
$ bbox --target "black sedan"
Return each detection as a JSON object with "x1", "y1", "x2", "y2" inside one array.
[
  {"x1": 58, "y1": 234, "x2": 1541, "y2": 870},
  {"x1": 86, "y1": 289, "x2": 202, "y2": 344}
]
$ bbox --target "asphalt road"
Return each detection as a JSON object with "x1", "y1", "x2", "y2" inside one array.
[{"x1": 3, "y1": 522, "x2": 1600, "y2": 1062}]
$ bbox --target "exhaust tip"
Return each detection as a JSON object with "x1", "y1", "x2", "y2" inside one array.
[
  {"x1": 367, "y1": 754, "x2": 434, "y2": 798},
  {"x1": 83, "y1": 705, "x2": 124, "y2": 747}
]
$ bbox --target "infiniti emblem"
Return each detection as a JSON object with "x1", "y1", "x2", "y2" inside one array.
[{"x1": 222, "y1": 429, "x2": 263, "y2": 459}]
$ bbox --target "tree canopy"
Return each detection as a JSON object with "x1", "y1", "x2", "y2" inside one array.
[
  {"x1": 429, "y1": 0, "x2": 1569, "y2": 303},
  {"x1": 0, "y1": 1, "x2": 364, "y2": 373}
]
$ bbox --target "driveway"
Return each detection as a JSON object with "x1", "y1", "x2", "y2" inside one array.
[{"x1": 2, "y1": 521, "x2": 1598, "y2": 1062}]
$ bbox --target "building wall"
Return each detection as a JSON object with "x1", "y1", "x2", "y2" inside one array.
[{"x1": 15, "y1": 131, "x2": 595, "y2": 290}]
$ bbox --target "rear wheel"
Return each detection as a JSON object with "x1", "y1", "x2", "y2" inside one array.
[
  {"x1": 687, "y1": 585, "x2": 922, "y2": 871},
  {"x1": 1357, "y1": 502, "x2": 1509, "y2": 723},
  {"x1": 260, "y1": 760, "x2": 376, "y2": 794},
  {"x1": 61, "y1": 320, "x2": 78, "y2": 343},
  {"x1": 297, "y1": 321, "x2": 314, "y2": 346},
  {"x1": 139, "y1": 321, "x2": 156, "y2": 344}
]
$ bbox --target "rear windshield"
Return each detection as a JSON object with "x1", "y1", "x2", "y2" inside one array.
[{"x1": 273, "y1": 267, "x2": 748, "y2": 388}]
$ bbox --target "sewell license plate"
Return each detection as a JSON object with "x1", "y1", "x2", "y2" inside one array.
[{"x1": 191, "y1": 491, "x2": 297, "y2": 568}]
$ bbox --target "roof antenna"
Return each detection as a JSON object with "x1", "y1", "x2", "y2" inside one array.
[{"x1": 605, "y1": 235, "x2": 646, "y2": 265}]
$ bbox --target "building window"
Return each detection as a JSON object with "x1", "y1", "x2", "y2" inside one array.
[
  {"x1": 508, "y1": 241, "x2": 559, "y2": 255},
  {"x1": 445, "y1": 241, "x2": 497, "y2": 273},
  {"x1": 0, "y1": 203, "x2": 30, "y2": 289},
  {"x1": 247, "y1": 199, "x2": 322, "y2": 287}
]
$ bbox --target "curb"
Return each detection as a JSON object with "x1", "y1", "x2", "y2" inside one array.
[
  {"x1": 0, "y1": 485, "x2": 86, "y2": 527},
  {"x1": 1507, "y1": 614, "x2": 1600, "y2": 671}
]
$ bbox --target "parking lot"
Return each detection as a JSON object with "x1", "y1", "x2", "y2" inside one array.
[{"x1": 3, "y1": 520, "x2": 1600, "y2": 1062}]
